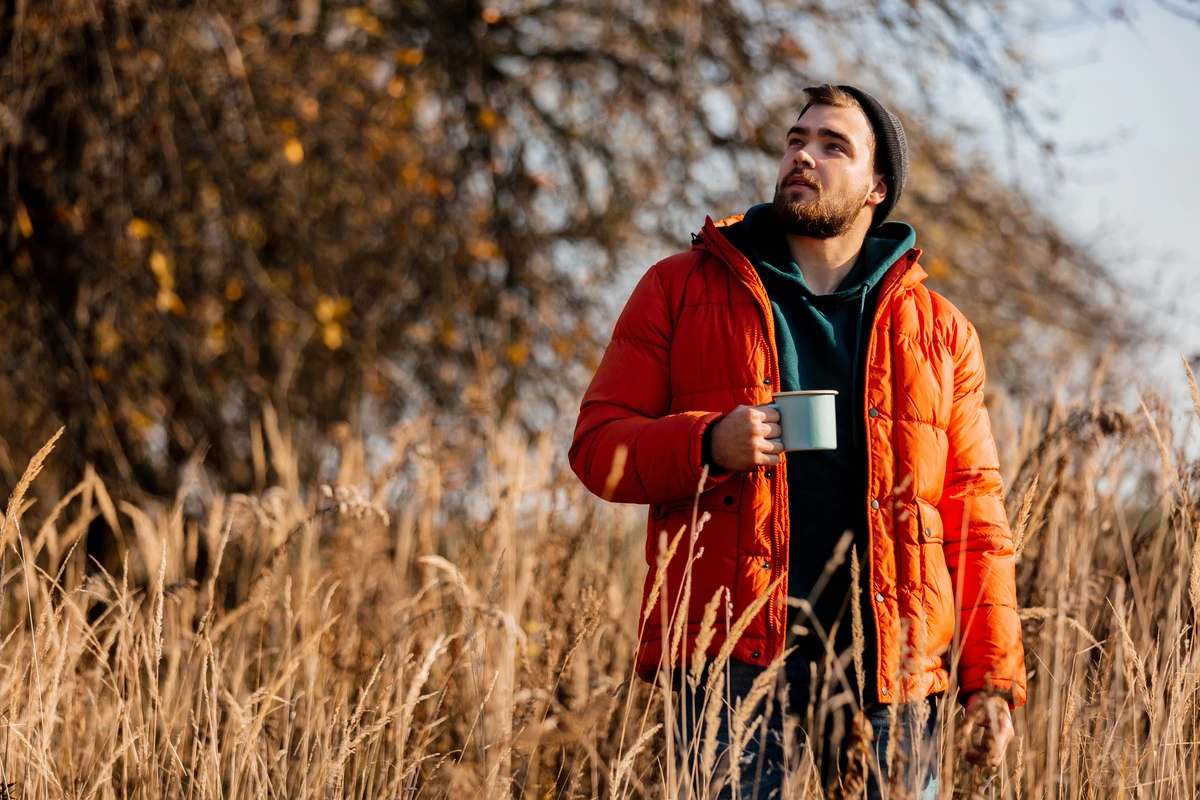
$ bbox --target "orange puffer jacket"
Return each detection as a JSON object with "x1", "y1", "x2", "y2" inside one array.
[{"x1": 569, "y1": 215, "x2": 1026, "y2": 707}]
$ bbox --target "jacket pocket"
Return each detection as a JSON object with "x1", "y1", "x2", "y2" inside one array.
[
  {"x1": 918, "y1": 502, "x2": 955, "y2": 656},
  {"x1": 653, "y1": 478, "x2": 743, "y2": 518},
  {"x1": 648, "y1": 478, "x2": 743, "y2": 563}
]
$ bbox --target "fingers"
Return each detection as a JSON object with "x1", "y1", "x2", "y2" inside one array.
[
  {"x1": 992, "y1": 709, "x2": 1015, "y2": 766},
  {"x1": 755, "y1": 404, "x2": 781, "y2": 422},
  {"x1": 757, "y1": 437, "x2": 784, "y2": 456},
  {"x1": 960, "y1": 701, "x2": 1014, "y2": 768}
]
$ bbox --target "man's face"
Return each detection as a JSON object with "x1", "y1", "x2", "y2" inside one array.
[{"x1": 772, "y1": 102, "x2": 886, "y2": 238}]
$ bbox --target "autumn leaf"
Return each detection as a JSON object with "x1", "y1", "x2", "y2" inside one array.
[
  {"x1": 505, "y1": 341, "x2": 530, "y2": 367},
  {"x1": 284, "y1": 137, "x2": 304, "y2": 164},
  {"x1": 397, "y1": 48, "x2": 423, "y2": 66},
  {"x1": 16, "y1": 204, "x2": 32, "y2": 237},
  {"x1": 315, "y1": 295, "x2": 351, "y2": 324},
  {"x1": 127, "y1": 218, "x2": 153, "y2": 239},
  {"x1": 322, "y1": 323, "x2": 344, "y2": 350},
  {"x1": 149, "y1": 251, "x2": 173, "y2": 287},
  {"x1": 466, "y1": 239, "x2": 501, "y2": 260}
]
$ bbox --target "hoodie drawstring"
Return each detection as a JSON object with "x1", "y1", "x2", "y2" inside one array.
[{"x1": 850, "y1": 282, "x2": 868, "y2": 452}]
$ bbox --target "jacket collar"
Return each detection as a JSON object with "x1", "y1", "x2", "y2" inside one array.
[{"x1": 693, "y1": 214, "x2": 927, "y2": 298}]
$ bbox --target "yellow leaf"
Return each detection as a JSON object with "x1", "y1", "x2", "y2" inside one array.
[
  {"x1": 397, "y1": 48, "x2": 423, "y2": 66},
  {"x1": 149, "y1": 250, "x2": 172, "y2": 285},
  {"x1": 315, "y1": 294, "x2": 352, "y2": 324},
  {"x1": 926, "y1": 256, "x2": 951, "y2": 279},
  {"x1": 482, "y1": 7, "x2": 501, "y2": 24},
  {"x1": 156, "y1": 288, "x2": 186, "y2": 315},
  {"x1": 16, "y1": 204, "x2": 32, "y2": 237},
  {"x1": 322, "y1": 322, "x2": 344, "y2": 350},
  {"x1": 551, "y1": 335, "x2": 575, "y2": 360},
  {"x1": 478, "y1": 108, "x2": 497, "y2": 130},
  {"x1": 505, "y1": 341, "x2": 530, "y2": 367},
  {"x1": 225, "y1": 278, "x2": 244, "y2": 302},
  {"x1": 94, "y1": 319, "x2": 122, "y2": 355},
  {"x1": 127, "y1": 218, "x2": 153, "y2": 239},
  {"x1": 284, "y1": 138, "x2": 304, "y2": 165},
  {"x1": 466, "y1": 239, "x2": 501, "y2": 260}
]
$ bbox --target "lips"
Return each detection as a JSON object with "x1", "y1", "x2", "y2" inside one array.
[{"x1": 785, "y1": 172, "x2": 818, "y2": 191}]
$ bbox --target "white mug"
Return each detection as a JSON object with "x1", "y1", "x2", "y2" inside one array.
[{"x1": 767, "y1": 390, "x2": 838, "y2": 451}]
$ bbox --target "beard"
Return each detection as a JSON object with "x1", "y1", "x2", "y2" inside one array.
[{"x1": 772, "y1": 169, "x2": 871, "y2": 239}]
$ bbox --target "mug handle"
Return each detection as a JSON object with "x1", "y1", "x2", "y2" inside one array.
[{"x1": 765, "y1": 402, "x2": 782, "y2": 447}]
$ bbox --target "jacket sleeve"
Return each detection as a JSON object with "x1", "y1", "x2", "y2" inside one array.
[
  {"x1": 937, "y1": 322, "x2": 1028, "y2": 708},
  {"x1": 569, "y1": 263, "x2": 734, "y2": 505}
]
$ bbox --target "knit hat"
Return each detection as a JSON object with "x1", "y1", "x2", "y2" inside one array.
[{"x1": 798, "y1": 84, "x2": 909, "y2": 227}]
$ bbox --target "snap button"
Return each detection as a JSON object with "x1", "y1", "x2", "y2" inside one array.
[
  {"x1": 764, "y1": 469, "x2": 774, "y2": 479},
  {"x1": 924, "y1": 527, "x2": 932, "y2": 539},
  {"x1": 881, "y1": 686, "x2": 889, "y2": 696},
  {"x1": 871, "y1": 500, "x2": 880, "y2": 510},
  {"x1": 752, "y1": 651, "x2": 761, "y2": 659},
  {"x1": 762, "y1": 561, "x2": 771, "y2": 570},
  {"x1": 761, "y1": 377, "x2": 771, "y2": 385},
  {"x1": 874, "y1": 593, "x2": 884, "y2": 603},
  {"x1": 868, "y1": 407, "x2": 879, "y2": 417},
  {"x1": 723, "y1": 495, "x2": 734, "y2": 506}
]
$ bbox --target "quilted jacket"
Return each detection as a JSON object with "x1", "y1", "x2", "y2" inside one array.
[{"x1": 569, "y1": 214, "x2": 1027, "y2": 707}]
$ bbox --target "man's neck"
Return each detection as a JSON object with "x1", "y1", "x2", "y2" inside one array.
[{"x1": 783, "y1": 218, "x2": 873, "y2": 295}]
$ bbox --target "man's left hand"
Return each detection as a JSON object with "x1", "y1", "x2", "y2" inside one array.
[{"x1": 958, "y1": 691, "x2": 1014, "y2": 768}]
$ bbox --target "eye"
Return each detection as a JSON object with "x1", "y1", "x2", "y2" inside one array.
[{"x1": 828, "y1": 142, "x2": 844, "y2": 153}]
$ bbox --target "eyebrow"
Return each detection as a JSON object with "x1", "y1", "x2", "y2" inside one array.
[{"x1": 787, "y1": 125, "x2": 854, "y2": 149}]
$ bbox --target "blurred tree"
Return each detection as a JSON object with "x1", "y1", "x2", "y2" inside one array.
[{"x1": 0, "y1": 0, "x2": 1139, "y2": 494}]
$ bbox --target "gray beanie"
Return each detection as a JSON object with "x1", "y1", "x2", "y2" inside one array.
[{"x1": 798, "y1": 84, "x2": 909, "y2": 227}]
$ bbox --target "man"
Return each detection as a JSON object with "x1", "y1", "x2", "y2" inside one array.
[{"x1": 569, "y1": 84, "x2": 1025, "y2": 798}]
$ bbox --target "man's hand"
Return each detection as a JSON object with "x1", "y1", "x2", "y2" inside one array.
[
  {"x1": 710, "y1": 404, "x2": 784, "y2": 472},
  {"x1": 958, "y1": 691, "x2": 1014, "y2": 768}
]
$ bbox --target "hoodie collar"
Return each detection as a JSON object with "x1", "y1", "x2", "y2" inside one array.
[
  {"x1": 731, "y1": 203, "x2": 916, "y2": 304},
  {"x1": 694, "y1": 212, "x2": 927, "y2": 301}
]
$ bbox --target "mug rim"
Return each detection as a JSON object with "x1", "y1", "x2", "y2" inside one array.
[{"x1": 772, "y1": 389, "x2": 838, "y2": 397}]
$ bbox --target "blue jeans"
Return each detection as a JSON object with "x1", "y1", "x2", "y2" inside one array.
[{"x1": 674, "y1": 656, "x2": 939, "y2": 799}]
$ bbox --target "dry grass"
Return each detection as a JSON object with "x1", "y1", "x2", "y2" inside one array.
[{"x1": 1, "y1": 367, "x2": 1198, "y2": 799}]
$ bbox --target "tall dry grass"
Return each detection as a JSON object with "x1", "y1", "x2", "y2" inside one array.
[{"x1": 1, "y1": 362, "x2": 1198, "y2": 799}]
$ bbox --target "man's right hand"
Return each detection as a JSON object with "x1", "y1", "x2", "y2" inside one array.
[{"x1": 710, "y1": 404, "x2": 784, "y2": 471}]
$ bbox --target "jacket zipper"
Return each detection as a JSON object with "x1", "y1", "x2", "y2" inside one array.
[
  {"x1": 705, "y1": 227, "x2": 920, "y2": 677},
  {"x1": 860, "y1": 250, "x2": 918, "y2": 695},
  {"x1": 698, "y1": 229, "x2": 784, "y2": 663}
]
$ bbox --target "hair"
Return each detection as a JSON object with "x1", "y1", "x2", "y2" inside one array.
[{"x1": 799, "y1": 84, "x2": 879, "y2": 175}]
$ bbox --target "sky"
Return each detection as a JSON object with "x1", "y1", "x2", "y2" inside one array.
[{"x1": 953, "y1": 2, "x2": 1200, "y2": 411}]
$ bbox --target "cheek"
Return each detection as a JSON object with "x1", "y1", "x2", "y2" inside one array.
[{"x1": 776, "y1": 160, "x2": 791, "y2": 184}]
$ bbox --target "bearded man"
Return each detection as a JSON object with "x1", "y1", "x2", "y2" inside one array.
[{"x1": 569, "y1": 84, "x2": 1026, "y2": 799}]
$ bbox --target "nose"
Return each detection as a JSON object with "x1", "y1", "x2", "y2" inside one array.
[{"x1": 792, "y1": 146, "x2": 816, "y2": 170}]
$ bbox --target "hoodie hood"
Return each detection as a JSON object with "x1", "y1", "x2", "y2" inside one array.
[{"x1": 730, "y1": 203, "x2": 916, "y2": 305}]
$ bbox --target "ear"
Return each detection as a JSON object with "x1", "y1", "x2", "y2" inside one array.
[{"x1": 865, "y1": 174, "x2": 887, "y2": 209}]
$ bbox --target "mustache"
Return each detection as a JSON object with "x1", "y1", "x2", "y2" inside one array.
[{"x1": 781, "y1": 169, "x2": 822, "y2": 192}]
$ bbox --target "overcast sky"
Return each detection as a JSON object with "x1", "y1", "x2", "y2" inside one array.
[{"x1": 956, "y1": 2, "x2": 1200, "y2": 410}]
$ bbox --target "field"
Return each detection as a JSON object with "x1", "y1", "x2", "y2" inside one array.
[{"x1": 1, "y1": 365, "x2": 1198, "y2": 799}]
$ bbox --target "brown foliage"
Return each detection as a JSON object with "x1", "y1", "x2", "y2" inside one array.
[{"x1": 0, "y1": 0, "x2": 1137, "y2": 495}]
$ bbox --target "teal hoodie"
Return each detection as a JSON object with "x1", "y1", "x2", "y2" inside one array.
[{"x1": 721, "y1": 203, "x2": 915, "y2": 686}]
